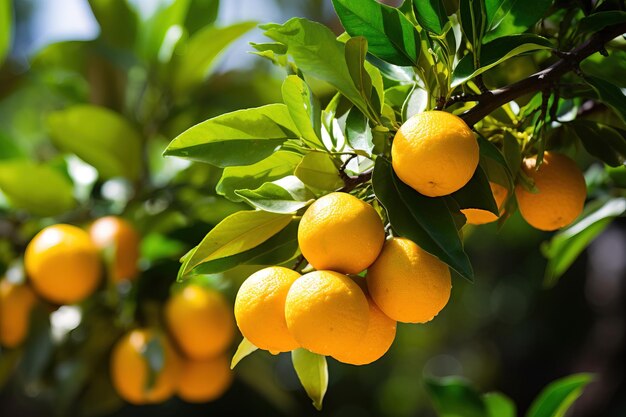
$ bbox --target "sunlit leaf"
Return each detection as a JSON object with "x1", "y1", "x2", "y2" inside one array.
[
  {"x1": 295, "y1": 152, "x2": 344, "y2": 191},
  {"x1": 236, "y1": 176, "x2": 314, "y2": 214},
  {"x1": 484, "y1": 0, "x2": 553, "y2": 42},
  {"x1": 291, "y1": 349, "x2": 328, "y2": 411},
  {"x1": 0, "y1": 0, "x2": 11, "y2": 64},
  {"x1": 281, "y1": 75, "x2": 324, "y2": 149},
  {"x1": 526, "y1": 373, "x2": 594, "y2": 417},
  {"x1": 484, "y1": 392, "x2": 517, "y2": 417},
  {"x1": 231, "y1": 338, "x2": 258, "y2": 369}
]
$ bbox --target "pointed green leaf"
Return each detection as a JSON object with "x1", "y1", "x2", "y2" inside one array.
[
  {"x1": 578, "y1": 11, "x2": 626, "y2": 34},
  {"x1": 424, "y1": 376, "x2": 487, "y2": 417},
  {"x1": 451, "y1": 165, "x2": 498, "y2": 214},
  {"x1": 165, "y1": 104, "x2": 299, "y2": 167},
  {"x1": 526, "y1": 374, "x2": 594, "y2": 417},
  {"x1": 373, "y1": 157, "x2": 473, "y2": 281},
  {"x1": 452, "y1": 34, "x2": 552, "y2": 87},
  {"x1": 460, "y1": 0, "x2": 487, "y2": 48},
  {"x1": 584, "y1": 74, "x2": 626, "y2": 124},
  {"x1": 184, "y1": 0, "x2": 220, "y2": 34},
  {"x1": 332, "y1": 0, "x2": 420, "y2": 66},
  {"x1": 345, "y1": 107, "x2": 374, "y2": 153},
  {"x1": 236, "y1": 176, "x2": 314, "y2": 214},
  {"x1": 88, "y1": 0, "x2": 137, "y2": 48},
  {"x1": 231, "y1": 338, "x2": 258, "y2": 369},
  {"x1": 568, "y1": 120, "x2": 626, "y2": 167},
  {"x1": 412, "y1": 0, "x2": 448, "y2": 35},
  {"x1": 281, "y1": 75, "x2": 323, "y2": 148},
  {"x1": 217, "y1": 151, "x2": 302, "y2": 201},
  {"x1": 291, "y1": 349, "x2": 328, "y2": 411},
  {"x1": 0, "y1": 161, "x2": 76, "y2": 217},
  {"x1": 295, "y1": 152, "x2": 344, "y2": 191},
  {"x1": 136, "y1": 0, "x2": 190, "y2": 62},
  {"x1": 48, "y1": 105, "x2": 143, "y2": 180},
  {"x1": 484, "y1": 392, "x2": 517, "y2": 417},
  {"x1": 484, "y1": 0, "x2": 553, "y2": 42},
  {"x1": 180, "y1": 210, "x2": 292, "y2": 277}
]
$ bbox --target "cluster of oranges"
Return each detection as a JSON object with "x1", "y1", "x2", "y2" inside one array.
[{"x1": 0, "y1": 216, "x2": 236, "y2": 406}]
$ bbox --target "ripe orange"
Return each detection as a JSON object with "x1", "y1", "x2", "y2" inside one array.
[
  {"x1": 25, "y1": 224, "x2": 101, "y2": 304},
  {"x1": 331, "y1": 284, "x2": 396, "y2": 365},
  {"x1": 515, "y1": 152, "x2": 586, "y2": 231},
  {"x1": 0, "y1": 279, "x2": 37, "y2": 348},
  {"x1": 298, "y1": 192, "x2": 385, "y2": 274},
  {"x1": 234, "y1": 266, "x2": 300, "y2": 353},
  {"x1": 461, "y1": 182, "x2": 508, "y2": 225},
  {"x1": 177, "y1": 355, "x2": 233, "y2": 403},
  {"x1": 284, "y1": 270, "x2": 369, "y2": 357},
  {"x1": 110, "y1": 329, "x2": 179, "y2": 405},
  {"x1": 89, "y1": 216, "x2": 140, "y2": 282},
  {"x1": 366, "y1": 237, "x2": 451, "y2": 323},
  {"x1": 165, "y1": 284, "x2": 235, "y2": 359},
  {"x1": 392, "y1": 111, "x2": 478, "y2": 197}
]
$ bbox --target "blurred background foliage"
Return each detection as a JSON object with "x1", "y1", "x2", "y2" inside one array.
[{"x1": 0, "y1": 0, "x2": 625, "y2": 416}]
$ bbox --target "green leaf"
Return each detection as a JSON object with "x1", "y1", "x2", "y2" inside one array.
[
  {"x1": 217, "y1": 151, "x2": 302, "y2": 201},
  {"x1": 578, "y1": 11, "x2": 626, "y2": 35},
  {"x1": 0, "y1": 0, "x2": 11, "y2": 64},
  {"x1": 484, "y1": 392, "x2": 517, "y2": 417},
  {"x1": 291, "y1": 349, "x2": 328, "y2": 411},
  {"x1": 236, "y1": 176, "x2": 314, "y2": 214},
  {"x1": 373, "y1": 157, "x2": 473, "y2": 281},
  {"x1": 47, "y1": 105, "x2": 142, "y2": 180},
  {"x1": 136, "y1": 0, "x2": 190, "y2": 62},
  {"x1": 424, "y1": 376, "x2": 487, "y2": 417},
  {"x1": 261, "y1": 18, "x2": 376, "y2": 119},
  {"x1": 180, "y1": 210, "x2": 293, "y2": 277},
  {"x1": 184, "y1": 0, "x2": 220, "y2": 35},
  {"x1": 568, "y1": 120, "x2": 626, "y2": 167},
  {"x1": 231, "y1": 338, "x2": 258, "y2": 369},
  {"x1": 502, "y1": 131, "x2": 522, "y2": 179},
  {"x1": 193, "y1": 221, "x2": 300, "y2": 274},
  {"x1": 451, "y1": 166, "x2": 498, "y2": 214},
  {"x1": 584, "y1": 74, "x2": 626, "y2": 124},
  {"x1": 346, "y1": 107, "x2": 374, "y2": 153},
  {"x1": 295, "y1": 152, "x2": 344, "y2": 191},
  {"x1": 172, "y1": 21, "x2": 256, "y2": 95},
  {"x1": 478, "y1": 135, "x2": 514, "y2": 191},
  {"x1": 452, "y1": 34, "x2": 552, "y2": 87},
  {"x1": 88, "y1": 0, "x2": 137, "y2": 48},
  {"x1": 332, "y1": 0, "x2": 420, "y2": 66},
  {"x1": 164, "y1": 104, "x2": 300, "y2": 167},
  {"x1": 281, "y1": 75, "x2": 323, "y2": 148},
  {"x1": 460, "y1": 0, "x2": 487, "y2": 49},
  {"x1": 526, "y1": 374, "x2": 594, "y2": 417},
  {"x1": 542, "y1": 198, "x2": 626, "y2": 288},
  {"x1": 0, "y1": 160, "x2": 76, "y2": 217},
  {"x1": 412, "y1": 0, "x2": 448, "y2": 35},
  {"x1": 484, "y1": 0, "x2": 553, "y2": 42}
]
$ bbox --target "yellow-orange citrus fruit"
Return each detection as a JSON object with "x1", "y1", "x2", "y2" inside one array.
[
  {"x1": 298, "y1": 192, "x2": 385, "y2": 274},
  {"x1": 284, "y1": 270, "x2": 369, "y2": 356},
  {"x1": 461, "y1": 182, "x2": 508, "y2": 225},
  {"x1": 25, "y1": 224, "x2": 102, "y2": 304},
  {"x1": 367, "y1": 237, "x2": 451, "y2": 323},
  {"x1": 165, "y1": 284, "x2": 235, "y2": 359},
  {"x1": 89, "y1": 216, "x2": 141, "y2": 282},
  {"x1": 331, "y1": 286, "x2": 396, "y2": 365},
  {"x1": 515, "y1": 152, "x2": 586, "y2": 231},
  {"x1": 392, "y1": 111, "x2": 479, "y2": 197},
  {"x1": 110, "y1": 329, "x2": 179, "y2": 405},
  {"x1": 0, "y1": 279, "x2": 37, "y2": 348},
  {"x1": 177, "y1": 355, "x2": 233, "y2": 403},
  {"x1": 234, "y1": 266, "x2": 300, "y2": 353}
]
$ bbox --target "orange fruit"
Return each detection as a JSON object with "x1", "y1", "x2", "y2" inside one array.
[
  {"x1": 0, "y1": 279, "x2": 37, "y2": 348},
  {"x1": 234, "y1": 266, "x2": 300, "y2": 353},
  {"x1": 366, "y1": 237, "x2": 451, "y2": 323},
  {"x1": 177, "y1": 355, "x2": 233, "y2": 403},
  {"x1": 284, "y1": 270, "x2": 369, "y2": 356},
  {"x1": 89, "y1": 216, "x2": 140, "y2": 282},
  {"x1": 392, "y1": 111, "x2": 478, "y2": 197},
  {"x1": 110, "y1": 329, "x2": 179, "y2": 405},
  {"x1": 165, "y1": 284, "x2": 235, "y2": 359},
  {"x1": 461, "y1": 182, "x2": 508, "y2": 225},
  {"x1": 515, "y1": 152, "x2": 586, "y2": 231},
  {"x1": 25, "y1": 224, "x2": 102, "y2": 304},
  {"x1": 331, "y1": 284, "x2": 396, "y2": 365},
  {"x1": 298, "y1": 192, "x2": 385, "y2": 274}
]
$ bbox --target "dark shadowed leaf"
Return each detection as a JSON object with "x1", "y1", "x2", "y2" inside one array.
[
  {"x1": 412, "y1": 0, "x2": 448, "y2": 35},
  {"x1": 424, "y1": 376, "x2": 487, "y2": 417},
  {"x1": 584, "y1": 74, "x2": 626, "y2": 124},
  {"x1": 291, "y1": 349, "x2": 328, "y2": 411},
  {"x1": 484, "y1": 0, "x2": 553, "y2": 42},
  {"x1": 568, "y1": 120, "x2": 626, "y2": 167},
  {"x1": 332, "y1": 0, "x2": 420, "y2": 66},
  {"x1": 164, "y1": 104, "x2": 299, "y2": 167},
  {"x1": 373, "y1": 157, "x2": 473, "y2": 281},
  {"x1": 451, "y1": 166, "x2": 498, "y2": 213},
  {"x1": 578, "y1": 11, "x2": 626, "y2": 35},
  {"x1": 185, "y1": 0, "x2": 220, "y2": 34},
  {"x1": 460, "y1": 0, "x2": 487, "y2": 48},
  {"x1": 526, "y1": 373, "x2": 594, "y2": 417}
]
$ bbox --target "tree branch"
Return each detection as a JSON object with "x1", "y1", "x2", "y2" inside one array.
[{"x1": 460, "y1": 22, "x2": 626, "y2": 126}]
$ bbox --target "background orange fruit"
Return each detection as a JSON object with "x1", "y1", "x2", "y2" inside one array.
[
  {"x1": 461, "y1": 182, "x2": 508, "y2": 225},
  {"x1": 89, "y1": 216, "x2": 141, "y2": 282},
  {"x1": 177, "y1": 355, "x2": 233, "y2": 403},
  {"x1": 0, "y1": 279, "x2": 37, "y2": 348}
]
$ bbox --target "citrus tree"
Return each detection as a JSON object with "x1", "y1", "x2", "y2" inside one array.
[{"x1": 1, "y1": 0, "x2": 626, "y2": 416}]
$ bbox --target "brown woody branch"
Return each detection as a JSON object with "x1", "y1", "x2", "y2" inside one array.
[{"x1": 459, "y1": 22, "x2": 626, "y2": 126}]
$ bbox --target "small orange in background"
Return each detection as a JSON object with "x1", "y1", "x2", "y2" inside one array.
[
  {"x1": 234, "y1": 266, "x2": 301, "y2": 354},
  {"x1": 110, "y1": 329, "x2": 180, "y2": 405},
  {"x1": 461, "y1": 182, "x2": 508, "y2": 225},
  {"x1": 515, "y1": 152, "x2": 586, "y2": 231},
  {"x1": 25, "y1": 224, "x2": 101, "y2": 304},
  {"x1": 0, "y1": 279, "x2": 37, "y2": 348},
  {"x1": 177, "y1": 355, "x2": 233, "y2": 403},
  {"x1": 89, "y1": 216, "x2": 141, "y2": 283},
  {"x1": 165, "y1": 284, "x2": 235, "y2": 360}
]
